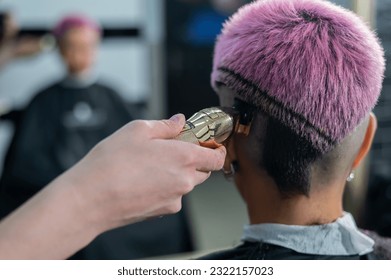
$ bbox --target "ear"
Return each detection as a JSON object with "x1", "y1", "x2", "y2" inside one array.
[
  {"x1": 352, "y1": 113, "x2": 377, "y2": 169},
  {"x1": 222, "y1": 135, "x2": 238, "y2": 175}
]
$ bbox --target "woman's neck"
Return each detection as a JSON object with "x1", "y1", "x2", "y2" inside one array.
[{"x1": 236, "y1": 169, "x2": 344, "y2": 226}]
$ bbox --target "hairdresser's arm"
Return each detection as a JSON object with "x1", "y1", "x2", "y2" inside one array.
[
  {"x1": 0, "y1": 114, "x2": 226, "y2": 259},
  {"x1": 0, "y1": 38, "x2": 42, "y2": 69}
]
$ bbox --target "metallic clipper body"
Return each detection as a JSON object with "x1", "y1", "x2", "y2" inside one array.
[
  {"x1": 176, "y1": 107, "x2": 235, "y2": 148},
  {"x1": 176, "y1": 102, "x2": 254, "y2": 148}
]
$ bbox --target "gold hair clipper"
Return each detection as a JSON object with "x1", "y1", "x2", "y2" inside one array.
[{"x1": 176, "y1": 104, "x2": 253, "y2": 148}]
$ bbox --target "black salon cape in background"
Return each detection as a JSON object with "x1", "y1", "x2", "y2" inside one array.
[{"x1": 0, "y1": 80, "x2": 193, "y2": 259}]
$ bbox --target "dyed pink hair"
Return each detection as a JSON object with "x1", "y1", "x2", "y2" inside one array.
[
  {"x1": 53, "y1": 14, "x2": 101, "y2": 40},
  {"x1": 212, "y1": 0, "x2": 385, "y2": 153}
]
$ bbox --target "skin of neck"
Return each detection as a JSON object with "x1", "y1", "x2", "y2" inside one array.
[
  {"x1": 231, "y1": 136, "x2": 347, "y2": 226},
  {"x1": 236, "y1": 164, "x2": 345, "y2": 226},
  {"x1": 68, "y1": 68, "x2": 92, "y2": 79}
]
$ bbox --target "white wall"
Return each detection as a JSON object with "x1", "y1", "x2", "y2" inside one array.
[{"x1": 2, "y1": 0, "x2": 145, "y2": 27}]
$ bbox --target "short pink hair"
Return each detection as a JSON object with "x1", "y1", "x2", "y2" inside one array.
[
  {"x1": 212, "y1": 0, "x2": 385, "y2": 153},
  {"x1": 53, "y1": 14, "x2": 101, "y2": 40}
]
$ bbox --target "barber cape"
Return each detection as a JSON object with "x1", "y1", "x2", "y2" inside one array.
[{"x1": 199, "y1": 213, "x2": 391, "y2": 260}]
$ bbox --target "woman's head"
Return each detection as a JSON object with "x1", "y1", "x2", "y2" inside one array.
[
  {"x1": 53, "y1": 15, "x2": 101, "y2": 75},
  {"x1": 212, "y1": 0, "x2": 384, "y2": 196}
]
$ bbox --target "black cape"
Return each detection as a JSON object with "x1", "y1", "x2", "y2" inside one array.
[{"x1": 199, "y1": 230, "x2": 391, "y2": 260}]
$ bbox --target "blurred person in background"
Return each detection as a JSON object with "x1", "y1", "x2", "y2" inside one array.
[
  {"x1": 0, "y1": 14, "x2": 193, "y2": 259},
  {"x1": 0, "y1": 10, "x2": 44, "y2": 118}
]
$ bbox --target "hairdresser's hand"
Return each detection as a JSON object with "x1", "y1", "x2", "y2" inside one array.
[
  {"x1": 0, "y1": 115, "x2": 225, "y2": 259},
  {"x1": 65, "y1": 114, "x2": 226, "y2": 232},
  {"x1": 12, "y1": 36, "x2": 43, "y2": 58},
  {"x1": 0, "y1": 37, "x2": 43, "y2": 69}
]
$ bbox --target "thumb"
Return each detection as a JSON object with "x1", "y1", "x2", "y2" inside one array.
[{"x1": 149, "y1": 114, "x2": 186, "y2": 139}]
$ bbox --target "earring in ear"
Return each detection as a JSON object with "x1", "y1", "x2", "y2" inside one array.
[{"x1": 346, "y1": 171, "x2": 355, "y2": 182}]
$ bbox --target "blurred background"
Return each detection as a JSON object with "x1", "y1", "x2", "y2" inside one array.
[{"x1": 0, "y1": 0, "x2": 389, "y2": 259}]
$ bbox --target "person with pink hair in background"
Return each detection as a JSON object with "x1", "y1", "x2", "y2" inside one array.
[{"x1": 198, "y1": 0, "x2": 391, "y2": 259}]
